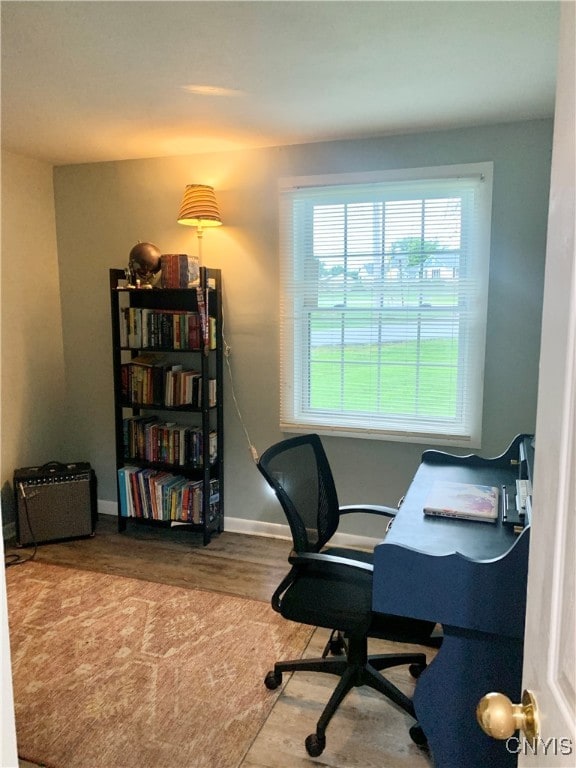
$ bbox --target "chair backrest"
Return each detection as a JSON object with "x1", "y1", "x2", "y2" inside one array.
[{"x1": 257, "y1": 434, "x2": 340, "y2": 552}]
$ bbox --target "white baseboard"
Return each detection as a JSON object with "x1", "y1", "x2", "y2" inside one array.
[
  {"x1": 97, "y1": 500, "x2": 380, "y2": 550},
  {"x1": 98, "y1": 500, "x2": 117, "y2": 518}
]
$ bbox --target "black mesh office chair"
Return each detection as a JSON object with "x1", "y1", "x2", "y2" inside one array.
[{"x1": 258, "y1": 433, "x2": 438, "y2": 757}]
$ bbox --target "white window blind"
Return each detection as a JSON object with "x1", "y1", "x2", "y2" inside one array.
[{"x1": 279, "y1": 163, "x2": 493, "y2": 447}]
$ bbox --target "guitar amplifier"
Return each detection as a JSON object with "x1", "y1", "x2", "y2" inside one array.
[{"x1": 14, "y1": 462, "x2": 97, "y2": 546}]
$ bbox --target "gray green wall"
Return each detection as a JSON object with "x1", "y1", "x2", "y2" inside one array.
[
  {"x1": 52, "y1": 119, "x2": 552, "y2": 537},
  {"x1": 1, "y1": 150, "x2": 68, "y2": 526}
]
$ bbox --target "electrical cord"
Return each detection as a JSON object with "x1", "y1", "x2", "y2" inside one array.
[
  {"x1": 221, "y1": 303, "x2": 259, "y2": 463},
  {"x1": 4, "y1": 484, "x2": 37, "y2": 568}
]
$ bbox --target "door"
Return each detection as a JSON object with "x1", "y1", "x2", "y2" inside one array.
[{"x1": 518, "y1": 3, "x2": 575, "y2": 765}]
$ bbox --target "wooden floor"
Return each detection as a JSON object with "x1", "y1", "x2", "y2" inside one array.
[{"x1": 8, "y1": 515, "x2": 435, "y2": 768}]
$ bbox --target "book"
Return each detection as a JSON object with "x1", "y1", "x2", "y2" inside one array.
[
  {"x1": 161, "y1": 254, "x2": 200, "y2": 288},
  {"x1": 117, "y1": 467, "x2": 136, "y2": 517},
  {"x1": 423, "y1": 481, "x2": 499, "y2": 523}
]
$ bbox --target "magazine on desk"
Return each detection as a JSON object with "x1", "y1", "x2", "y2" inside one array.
[{"x1": 423, "y1": 481, "x2": 499, "y2": 523}]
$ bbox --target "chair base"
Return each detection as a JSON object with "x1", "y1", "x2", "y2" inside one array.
[{"x1": 264, "y1": 633, "x2": 427, "y2": 757}]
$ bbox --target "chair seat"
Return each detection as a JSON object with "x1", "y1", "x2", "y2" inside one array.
[
  {"x1": 279, "y1": 563, "x2": 374, "y2": 635},
  {"x1": 279, "y1": 561, "x2": 435, "y2": 642}
]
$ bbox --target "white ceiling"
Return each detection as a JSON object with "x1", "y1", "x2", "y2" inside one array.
[{"x1": 1, "y1": 1, "x2": 560, "y2": 167}]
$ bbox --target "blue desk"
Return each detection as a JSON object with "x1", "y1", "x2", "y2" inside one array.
[{"x1": 372, "y1": 435, "x2": 533, "y2": 768}]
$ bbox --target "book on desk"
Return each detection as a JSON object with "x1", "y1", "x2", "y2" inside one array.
[{"x1": 423, "y1": 480, "x2": 499, "y2": 523}]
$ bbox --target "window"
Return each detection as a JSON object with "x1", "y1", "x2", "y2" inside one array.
[{"x1": 279, "y1": 163, "x2": 493, "y2": 447}]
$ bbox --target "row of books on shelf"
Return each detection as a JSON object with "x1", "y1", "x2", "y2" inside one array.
[
  {"x1": 121, "y1": 354, "x2": 216, "y2": 407},
  {"x1": 118, "y1": 466, "x2": 220, "y2": 524},
  {"x1": 119, "y1": 307, "x2": 217, "y2": 350},
  {"x1": 123, "y1": 416, "x2": 217, "y2": 467}
]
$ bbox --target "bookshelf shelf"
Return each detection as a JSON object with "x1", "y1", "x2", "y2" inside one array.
[{"x1": 109, "y1": 267, "x2": 224, "y2": 545}]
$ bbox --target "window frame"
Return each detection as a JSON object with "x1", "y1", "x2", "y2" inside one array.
[{"x1": 278, "y1": 162, "x2": 494, "y2": 448}]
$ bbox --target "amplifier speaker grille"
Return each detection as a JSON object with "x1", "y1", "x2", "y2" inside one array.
[{"x1": 15, "y1": 470, "x2": 96, "y2": 546}]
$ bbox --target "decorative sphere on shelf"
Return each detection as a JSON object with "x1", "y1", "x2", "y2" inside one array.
[{"x1": 128, "y1": 242, "x2": 162, "y2": 287}]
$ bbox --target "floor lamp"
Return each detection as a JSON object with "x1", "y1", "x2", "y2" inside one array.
[{"x1": 177, "y1": 184, "x2": 222, "y2": 264}]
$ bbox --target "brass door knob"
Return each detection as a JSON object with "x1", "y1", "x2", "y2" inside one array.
[{"x1": 476, "y1": 690, "x2": 539, "y2": 741}]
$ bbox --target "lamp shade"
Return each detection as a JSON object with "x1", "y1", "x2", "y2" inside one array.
[{"x1": 177, "y1": 184, "x2": 222, "y2": 228}]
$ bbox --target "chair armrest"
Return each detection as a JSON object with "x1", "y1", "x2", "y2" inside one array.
[
  {"x1": 288, "y1": 550, "x2": 373, "y2": 574},
  {"x1": 339, "y1": 504, "x2": 398, "y2": 518}
]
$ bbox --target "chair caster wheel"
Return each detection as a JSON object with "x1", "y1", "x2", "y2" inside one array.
[
  {"x1": 264, "y1": 670, "x2": 282, "y2": 690},
  {"x1": 409, "y1": 723, "x2": 428, "y2": 749},
  {"x1": 322, "y1": 630, "x2": 346, "y2": 658},
  {"x1": 305, "y1": 733, "x2": 326, "y2": 757},
  {"x1": 328, "y1": 637, "x2": 346, "y2": 656},
  {"x1": 409, "y1": 662, "x2": 426, "y2": 678}
]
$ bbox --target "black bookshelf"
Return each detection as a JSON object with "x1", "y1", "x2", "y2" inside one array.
[{"x1": 109, "y1": 267, "x2": 224, "y2": 544}]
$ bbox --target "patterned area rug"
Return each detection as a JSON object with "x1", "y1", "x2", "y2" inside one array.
[{"x1": 6, "y1": 561, "x2": 313, "y2": 768}]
